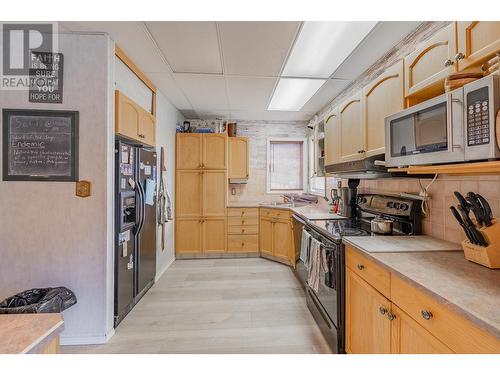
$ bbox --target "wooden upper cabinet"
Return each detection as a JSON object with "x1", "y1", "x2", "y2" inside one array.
[
  {"x1": 456, "y1": 21, "x2": 500, "y2": 71},
  {"x1": 324, "y1": 108, "x2": 340, "y2": 166},
  {"x1": 115, "y1": 90, "x2": 156, "y2": 147},
  {"x1": 203, "y1": 217, "x2": 227, "y2": 253},
  {"x1": 175, "y1": 170, "x2": 202, "y2": 218},
  {"x1": 391, "y1": 305, "x2": 453, "y2": 354},
  {"x1": 363, "y1": 60, "x2": 405, "y2": 157},
  {"x1": 203, "y1": 134, "x2": 227, "y2": 169},
  {"x1": 404, "y1": 24, "x2": 456, "y2": 98},
  {"x1": 339, "y1": 93, "x2": 364, "y2": 163},
  {"x1": 175, "y1": 218, "x2": 202, "y2": 254},
  {"x1": 202, "y1": 170, "x2": 227, "y2": 217},
  {"x1": 259, "y1": 217, "x2": 273, "y2": 256},
  {"x1": 346, "y1": 269, "x2": 392, "y2": 354},
  {"x1": 228, "y1": 137, "x2": 249, "y2": 179},
  {"x1": 273, "y1": 220, "x2": 292, "y2": 262},
  {"x1": 176, "y1": 133, "x2": 202, "y2": 170}
]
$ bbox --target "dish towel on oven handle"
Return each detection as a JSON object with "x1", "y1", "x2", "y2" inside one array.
[
  {"x1": 307, "y1": 238, "x2": 328, "y2": 293},
  {"x1": 300, "y1": 228, "x2": 311, "y2": 267}
]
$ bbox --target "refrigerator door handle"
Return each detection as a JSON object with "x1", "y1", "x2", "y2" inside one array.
[
  {"x1": 134, "y1": 183, "x2": 144, "y2": 235},
  {"x1": 137, "y1": 180, "x2": 146, "y2": 235}
]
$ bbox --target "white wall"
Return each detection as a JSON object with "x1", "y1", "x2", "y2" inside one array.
[
  {"x1": 0, "y1": 32, "x2": 115, "y2": 344},
  {"x1": 155, "y1": 90, "x2": 183, "y2": 277}
]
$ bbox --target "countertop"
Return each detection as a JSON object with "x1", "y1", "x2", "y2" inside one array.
[
  {"x1": 227, "y1": 201, "x2": 345, "y2": 221},
  {"x1": 343, "y1": 237, "x2": 500, "y2": 340},
  {"x1": 0, "y1": 313, "x2": 64, "y2": 354},
  {"x1": 343, "y1": 235, "x2": 462, "y2": 253}
]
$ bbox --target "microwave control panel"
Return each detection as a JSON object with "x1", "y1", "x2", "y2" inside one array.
[{"x1": 466, "y1": 86, "x2": 490, "y2": 146}]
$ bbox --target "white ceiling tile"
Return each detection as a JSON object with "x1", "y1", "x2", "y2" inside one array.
[
  {"x1": 229, "y1": 109, "x2": 313, "y2": 122},
  {"x1": 174, "y1": 74, "x2": 228, "y2": 111},
  {"x1": 219, "y1": 21, "x2": 300, "y2": 76},
  {"x1": 195, "y1": 109, "x2": 230, "y2": 119},
  {"x1": 147, "y1": 72, "x2": 192, "y2": 110},
  {"x1": 226, "y1": 76, "x2": 277, "y2": 111},
  {"x1": 301, "y1": 79, "x2": 352, "y2": 112},
  {"x1": 60, "y1": 21, "x2": 169, "y2": 73},
  {"x1": 145, "y1": 22, "x2": 222, "y2": 74}
]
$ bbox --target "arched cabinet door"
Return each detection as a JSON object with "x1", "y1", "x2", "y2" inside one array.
[
  {"x1": 324, "y1": 108, "x2": 340, "y2": 166},
  {"x1": 456, "y1": 21, "x2": 500, "y2": 71},
  {"x1": 339, "y1": 92, "x2": 363, "y2": 163},
  {"x1": 363, "y1": 60, "x2": 405, "y2": 158}
]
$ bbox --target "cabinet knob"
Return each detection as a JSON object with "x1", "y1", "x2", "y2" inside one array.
[
  {"x1": 357, "y1": 150, "x2": 366, "y2": 154},
  {"x1": 357, "y1": 264, "x2": 365, "y2": 271},
  {"x1": 387, "y1": 312, "x2": 396, "y2": 321},
  {"x1": 379, "y1": 306, "x2": 388, "y2": 315},
  {"x1": 444, "y1": 59, "x2": 455, "y2": 67},
  {"x1": 241, "y1": 242, "x2": 245, "y2": 247},
  {"x1": 454, "y1": 52, "x2": 465, "y2": 61},
  {"x1": 421, "y1": 310, "x2": 433, "y2": 320},
  {"x1": 242, "y1": 229, "x2": 245, "y2": 233}
]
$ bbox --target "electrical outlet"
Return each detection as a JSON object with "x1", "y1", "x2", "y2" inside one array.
[{"x1": 231, "y1": 187, "x2": 236, "y2": 195}]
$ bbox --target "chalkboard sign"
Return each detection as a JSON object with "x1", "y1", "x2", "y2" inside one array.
[{"x1": 2, "y1": 109, "x2": 78, "y2": 181}]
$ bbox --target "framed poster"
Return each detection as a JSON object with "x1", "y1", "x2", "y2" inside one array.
[{"x1": 2, "y1": 109, "x2": 79, "y2": 181}]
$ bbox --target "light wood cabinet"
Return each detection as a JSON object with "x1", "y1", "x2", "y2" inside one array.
[
  {"x1": 202, "y1": 170, "x2": 227, "y2": 217},
  {"x1": 345, "y1": 268, "x2": 392, "y2": 354},
  {"x1": 456, "y1": 21, "x2": 500, "y2": 71},
  {"x1": 175, "y1": 170, "x2": 202, "y2": 218},
  {"x1": 115, "y1": 90, "x2": 156, "y2": 146},
  {"x1": 203, "y1": 134, "x2": 227, "y2": 169},
  {"x1": 259, "y1": 209, "x2": 294, "y2": 266},
  {"x1": 324, "y1": 108, "x2": 340, "y2": 166},
  {"x1": 363, "y1": 60, "x2": 405, "y2": 157},
  {"x1": 404, "y1": 24, "x2": 456, "y2": 99},
  {"x1": 228, "y1": 137, "x2": 249, "y2": 179},
  {"x1": 176, "y1": 133, "x2": 202, "y2": 170},
  {"x1": 273, "y1": 220, "x2": 292, "y2": 262},
  {"x1": 227, "y1": 208, "x2": 259, "y2": 253},
  {"x1": 259, "y1": 217, "x2": 273, "y2": 256},
  {"x1": 391, "y1": 305, "x2": 453, "y2": 354},
  {"x1": 175, "y1": 218, "x2": 202, "y2": 254},
  {"x1": 203, "y1": 218, "x2": 227, "y2": 253},
  {"x1": 339, "y1": 92, "x2": 364, "y2": 163}
]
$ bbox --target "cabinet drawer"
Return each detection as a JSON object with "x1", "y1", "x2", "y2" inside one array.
[
  {"x1": 391, "y1": 276, "x2": 500, "y2": 353},
  {"x1": 227, "y1": 225, "x2": 259, "y2": 235},
  {"x1": 346, "y1": 245, "x2": 391, "y2": 298},
  {"x1": 227, "y1": 207, "x2": 258, "y2": 218},
  {"x1": 227, "y1": 217, "x2": 259, "y2": 227},
  {"x1": 227, "y1": 234, "x2": 259, "y2": 252},
  {"x1": 259, "y1": 208, "x2": 291, "y2": 220}
]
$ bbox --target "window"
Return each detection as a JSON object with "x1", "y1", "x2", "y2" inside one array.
[
  {"x1": 267, "y1": 138, "x2": 307, "y2": 193},
  {"x1": 308, "y1": 134, "x2": 326, "y2": 196}
]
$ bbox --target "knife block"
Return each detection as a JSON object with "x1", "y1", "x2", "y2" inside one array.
[{"x1": 462, "y1": 219, "x2": 500, "y2": 269}]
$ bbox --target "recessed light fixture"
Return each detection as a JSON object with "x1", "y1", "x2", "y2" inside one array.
[
  {"x1": 268, "y1": 78, "x2": 326, "y2": 111},
  {"x1": 283, "y1": 21, "x2": 378, "y2": 78}
]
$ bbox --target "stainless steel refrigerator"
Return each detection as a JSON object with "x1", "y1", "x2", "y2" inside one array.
[{"x1": 114, "y1": 139, "x2": 157, "y2": 327}]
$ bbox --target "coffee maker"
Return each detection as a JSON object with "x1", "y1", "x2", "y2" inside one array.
[{"x1": 338, "y1": 179, "x2": 359, "y2": 218}]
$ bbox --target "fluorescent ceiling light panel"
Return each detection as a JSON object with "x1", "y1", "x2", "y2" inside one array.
[
  {"x1": 268, "y1": 78, "x2": 326, "y2": 111},
  {"x1": 283, "y1": 21, "x2": 378, "y2": 78}
]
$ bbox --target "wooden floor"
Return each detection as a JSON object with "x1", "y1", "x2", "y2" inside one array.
[{"x1": 62, "y1": 258, "x2": 332, "y2": 354}]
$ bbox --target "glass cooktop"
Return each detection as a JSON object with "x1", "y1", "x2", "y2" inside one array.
[{"x1": 311, "y1": 219, "x2": 371, "y2": 241}]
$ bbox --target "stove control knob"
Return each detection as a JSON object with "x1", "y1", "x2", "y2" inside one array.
[
  {"x1": 393, "y1": 203, "x2": 400, "y2": 209},
  {"x1": 387, "y1": 201, "x2": 394, "y2": 208},
  {"x1": 400, "y1": 203, "x2": 409, "y2": 211}
]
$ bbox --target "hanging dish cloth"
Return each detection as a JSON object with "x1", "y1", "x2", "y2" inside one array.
[
  {"x1": 300, "y1": 228, "x2": 311, "y2": 268},
  {"x1": 158, "y1": 174, "x2": 173, "y2": 224}
]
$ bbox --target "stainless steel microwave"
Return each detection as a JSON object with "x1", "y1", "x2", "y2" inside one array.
[{"x1": 385, "y1": 75, "x2": 500, "y2": 167}]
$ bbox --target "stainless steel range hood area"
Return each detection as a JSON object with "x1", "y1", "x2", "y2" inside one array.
[{"x1": 325, "y1": 154, "x2": 391, "y2": 179}]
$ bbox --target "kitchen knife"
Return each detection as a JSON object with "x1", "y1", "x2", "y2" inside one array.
[
  {"x1": 458, "y1": 204, "x2": 488, "y2": 247},
  {"x1": 466, "y1": 192, "x2": 485, "y2": 227},
  {"x1": 450, "y1": 206, "x2": 475, "y2": 243},
  {"x1": 454, "y1": 192, "x2": 471, "y2": 212},
  {"x1": 476, "y1": 194, "x2": 493, "y2": 227}
]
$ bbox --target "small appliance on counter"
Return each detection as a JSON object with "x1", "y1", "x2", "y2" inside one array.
[
  {"x1": 294, "y1": 193, "x2": 423, "y2": 353},
  {"x1": 450, "y1": 191, "x2": 500, "y2": 268},
  {"x1": 337, "y1": 179, "x2": 359, "y2": 218}
]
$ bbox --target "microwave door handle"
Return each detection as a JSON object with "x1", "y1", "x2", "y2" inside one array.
[{"x1": 448, "y1": 93, "x2": 463, "y2": 150}]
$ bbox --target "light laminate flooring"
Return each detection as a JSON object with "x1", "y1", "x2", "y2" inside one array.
[{"x1": 62, "y1": 258, "x2": 332, "y2": 354}]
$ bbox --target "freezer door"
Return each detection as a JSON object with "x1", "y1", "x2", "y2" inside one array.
[
  {"x1": 114, "y1": 230, "x2": 135, "y2": 326},
  {"x1": 135, "y1": 148, "x2": 157, "y2": 299}
]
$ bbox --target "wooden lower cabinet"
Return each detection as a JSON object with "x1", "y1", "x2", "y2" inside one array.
[
  {"x1": 346, "y1": 269, "x2": 392, "y2": 354},
  {"x1": 203, "y1": 217, "x2": 227, "y2": 253},
  {"x1": 391, "y1": 305, "x2": 453, "y2": 354},
  {"x1": 259, "y1": 209, "x2": 294, "y2": 266},
  {"x1": 227, "y1": 234, "x2": 259, "y2": 253},
  {"x1": 273, "y1": 220, "x2": 292, "y2": 262},
  {"x1": 259, "y1": 217, "x2": 273, "y2": 256},
  {"x1": 175, "y1": 218, "x2": 203, "y2": 254}
]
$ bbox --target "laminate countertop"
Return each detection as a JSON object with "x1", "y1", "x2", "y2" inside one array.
[
  {"x1": 0, "y1": 313, "x2": 64, "y2": 353},
  {"x1": 227, "y1": 202, "x2": 345, "y2": 221},
  {"x1": 343, "y1": 236, "x2": 500, "y2": 340}
]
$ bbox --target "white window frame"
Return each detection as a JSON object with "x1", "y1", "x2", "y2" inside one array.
[
  {"x1": 266, "y1": 138, "x2": 308, "y2": 194},
  {"x1": 308, "y1": 133, "x2": 326, "y2": 197}
]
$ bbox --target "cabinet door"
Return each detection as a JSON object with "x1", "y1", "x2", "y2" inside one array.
[
  {"x1": 115, "y1": 90, "x2": 141, "y2": 140},
  {"x1": 456, "y1": 21, "x2": 500, "y2": 71},
  {"x1": 175, "y1": 170, "x2": 202, "y2": 218},
  {"x1": 273, "y1": 220, "x2": 292, "y2": 264},
  {"x1": 228, "y1": 137, "x2": 249, "y2": 179},
  {"x1": 324, "y1": 108, "x2": 340, "y2": 166},
  {"x1": 203, "y1": 134, "x2": 227, "y2": 169},
  {"x1": 363, "y1": 60, "x2": 404, "y2": 157},
  {"x1": 202, "y1": 170, "x2": 227, "y2": 217},
  {"x1": 176, "y1": 134, "x2": 202, "y2": 170},
  {"x1": 404, "y1": 24, "x2": 456, "y2": 98},
  {"x1": 346, "y1": 268, "x2": 392, "y2": 354},
  {"x1": 175, "y1": 218, "x2": 202, "y2": 254},
  {"x1": 259, "y1": 218, "x2": 273, "y2": 256},
  {"x1": 203, "y1": 218, "x2": 227, "y2": 253},
  {"x1": 140, "y1": 110, "x2": 156, "y2": 146},
  {"x1": 339, "y1": 93, "x2": 364, "y2": 163},
  {"x1": 391, "y1": 305, "x2": 453, "y2": 354}
]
